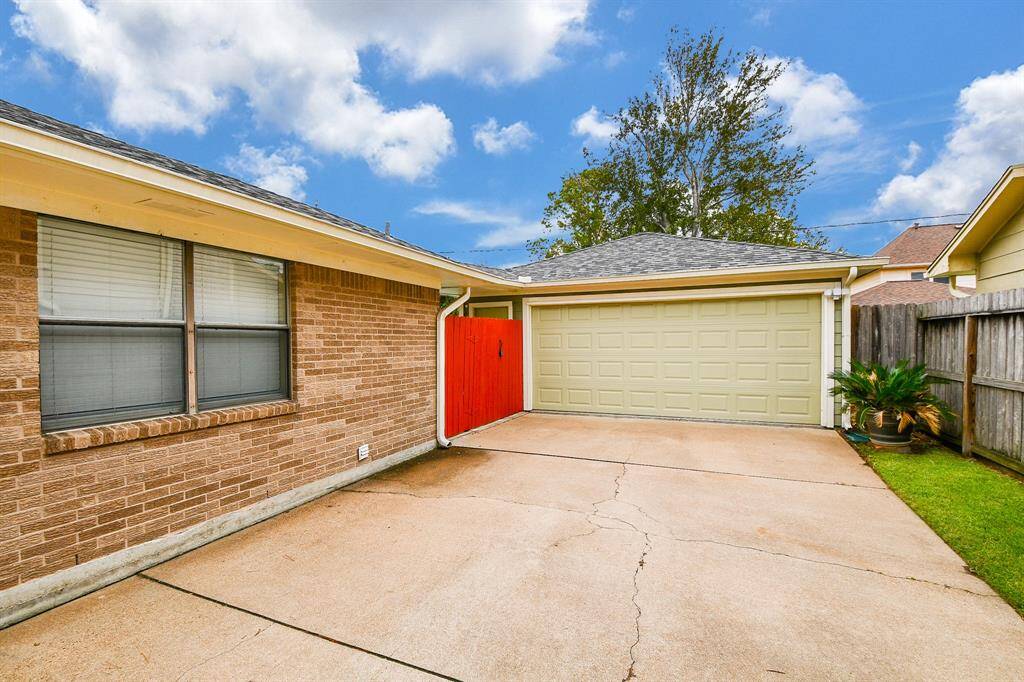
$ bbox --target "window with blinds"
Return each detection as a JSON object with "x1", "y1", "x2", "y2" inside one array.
[
  {"x1": 37, "y1": 218, "x2": 290, "y2": 432},
  {"x1": 193, "y1": 245, "x2": 289, "y2": 410}
]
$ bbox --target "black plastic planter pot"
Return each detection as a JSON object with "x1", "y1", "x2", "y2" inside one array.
[{"x1": 866, "y1": 411, "x2": 912, "y2": 447}]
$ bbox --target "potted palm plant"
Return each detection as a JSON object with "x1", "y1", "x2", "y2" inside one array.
[{"x1": 829, "y1": 360, "x2": 954, "y2": 447}]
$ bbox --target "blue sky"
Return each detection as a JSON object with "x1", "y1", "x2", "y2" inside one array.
[{"x1": 2, "y1": 1, "x2": 1022, "y2": 267}]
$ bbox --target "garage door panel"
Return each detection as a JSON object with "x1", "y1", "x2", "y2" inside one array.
[
  {"x1": 567, "y1": 389, "x2": 593, "y2": 407},
  {"x1": 737, "y1": 362, "x2": 769, "y2": 381},
  {"x1": 538, "y1": 361, "x2": 562, "y2": 378},
  {"x1": 629, "y1": 391, "x2": 658, "y2": 408},
  {"x1": 628, "y1": 332, "x2": 657, "y2": 349},
  {"x1": 532, "y1": 295, "x2": 822, "y2": 424},
  {"x1": 735, "y1": 299, "x2": 769, "y2": 316},
  {"x1": 777, "y1": 329, "x2": 813, "y2": 350},
  {"x1": 597, "y1": 390, "x2": 624, "y2": 408},
  {"x1": 567, "y1": 361, "x2": 591, "y2": 377},
  {"x1": 736, "y1": 394, "x2": 770, "y2": 417}
]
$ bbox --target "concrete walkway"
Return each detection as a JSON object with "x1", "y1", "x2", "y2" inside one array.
[{"x1": 2, "y1": 413, "x2": 1023, "y2": 680}]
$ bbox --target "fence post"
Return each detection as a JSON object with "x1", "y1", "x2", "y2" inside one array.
[{"x1": 961, "y1": 315, "x2": 978, "y2": 455}]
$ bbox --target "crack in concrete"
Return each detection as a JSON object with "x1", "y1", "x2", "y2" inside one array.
[
  {"x1": 172, "y1": 624, "x2": 272, "y2": 681},
  {"x1": 346, "y1": 478, "x2": 998, "y2": 601},
  {"x1": 623, "y1": 534, "x2": 650, "y2": 682},
  {"x1": 583, "y1": 463, "x2": 651, "y2": 682},
  {"x1": 652, "y1": 533, "x2": 999, "y2": 599}
]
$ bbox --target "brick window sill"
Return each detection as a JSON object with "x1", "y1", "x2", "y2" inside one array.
[{"x1": 43, "y1": 400, "x2": 299, "y2": 455}]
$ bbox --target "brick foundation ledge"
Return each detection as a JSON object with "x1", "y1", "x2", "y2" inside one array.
[{"x1": 43, "y1": 400, "x2": 299, "y2": 455}]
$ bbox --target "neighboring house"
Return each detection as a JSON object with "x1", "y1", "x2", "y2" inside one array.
[
  {"x1": 928, "y1": 164, "x2": 1024, "y2": 293},
  {"x1": 850, "y1": 223, "x2": 975, "y2": 305},
  {"x1": 0, "y1": 100, "x2": 884, "y2": 609},
  {"x1": 464, "y1": 232, "x2": 884, "y2": 428}
]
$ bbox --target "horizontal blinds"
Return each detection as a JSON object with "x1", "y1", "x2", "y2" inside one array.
[
  {"x1": 40, "y1": 325, "x2": 185, "y2": 431},
  {"x1": 38, "y1": 218, "x2": 183, "y2": 321},
  {"x1": 196, "y1": 329, "x2": 288, "y2": 409},
  {"x1": 194, "y1": 245, "x2": 286, "y2": 325}
]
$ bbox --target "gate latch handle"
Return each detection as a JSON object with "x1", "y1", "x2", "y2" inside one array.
[{"x1": 498, "y1": 339, "x2": 504, "y2": 358}]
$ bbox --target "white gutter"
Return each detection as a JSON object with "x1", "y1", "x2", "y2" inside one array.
[
  {"x1": 844, "y1": 266, "x2": 859, "y2": 287},
  {"x1": 436, "y1": 288, "x2": 471, "y2": 448}
]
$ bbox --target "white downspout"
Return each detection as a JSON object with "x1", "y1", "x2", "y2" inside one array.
[
  {"x1": 436, "y1": 288, "x2": 471, "y2": 448},
  {"x1": 948, "y1": 274, "x2": 970, "y2": 298},
  {"x1": 840, "y1": 267, "x2": 857, "y2": 429}
]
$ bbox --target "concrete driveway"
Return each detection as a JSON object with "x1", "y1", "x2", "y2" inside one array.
[{"x1": 3, "y1": 413, "x2": 1023, "y2": 680}]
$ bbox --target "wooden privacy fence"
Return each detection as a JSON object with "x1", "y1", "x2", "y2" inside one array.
[
  {"x1": 852, "y1": 288, "x2": 1024, "y2": 473},
  {"x1": 444, "y1": 316, "x2": 523, "y2": 438}
]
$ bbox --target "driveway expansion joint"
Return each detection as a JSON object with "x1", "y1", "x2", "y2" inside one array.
[{"x1": 137, "y1": 573, "x2": 463, "y2": 682}]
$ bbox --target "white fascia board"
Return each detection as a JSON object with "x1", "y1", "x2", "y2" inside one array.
[
  {"x1": 523, "y1": 281, "x2": 836, "y2": 306},
  {"x1": 0, "y1": 122, "x2": 891, "y2": 291},
  {"x1": 0, "y1": 121, "x2": 510, "y2": 287}
]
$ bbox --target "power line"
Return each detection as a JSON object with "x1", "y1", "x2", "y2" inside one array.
[
  {"x1": 812, "y1": 212, "x2": 970, "y2": 230},
  {"x1": 435, "y1": 212, "x2": 971, "y2": 254}
]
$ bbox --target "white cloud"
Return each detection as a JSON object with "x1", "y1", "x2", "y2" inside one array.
[
  {"x1": 873, "y1": 65, "x2": 1024, "y2": 214},
  {"x1": 11, "y1": 0, "x2": 590, "y2": 182},
  {"x1": 616, "y1": 3, "x2": 636, "y2": 22},
  {"x1": 750, "y1": 7, "x2": 773, "y2": 26},
  {"x1": 571, "y1": 106, "x2": 617, "y2": 146},
  {"x1": 472, "y1": 118, "x2": 536, "y2": 155},
  {"x1": 414, "y1": 200, "x2": 545, "y2": 247},
  {"x1": 225, "y1": 144, "x2": 309, "y2": 200},
  {"x1": 766, "y1": 57, "x2": 864, "y2": 145},
  {"x1": 603, "y1": 50, "x2": 627, "y2": 69},
  {"x1": 898, "y1": 141, "x2": 923, "y2": 172},
  {"x1": 24, "y1": 51, "x2": 53, "y2": 82}
]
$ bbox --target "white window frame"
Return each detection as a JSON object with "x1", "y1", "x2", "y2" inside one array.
[
  {"x1": 467, "y1": 301, "x2": 513, "y2": 319},
  {"x1": 38, "y1": 217, "x2": 291, "y2": 432}
]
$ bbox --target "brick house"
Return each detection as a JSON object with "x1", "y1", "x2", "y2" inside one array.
[
  {"x1": 0, "y1": 100, "x2": 508, "y2": 620},
  {"x1": 1, "y1": 100, "x2": 888, "y2": 625}
]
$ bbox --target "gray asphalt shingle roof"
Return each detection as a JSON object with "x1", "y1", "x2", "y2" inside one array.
[
  {"x1": 3, "y1": 99, "x2": 863, "y2": 285},
  {"x1": 0, "y1": 98, "x2": 450, "y2": 265},
  {"x1": 503, "y1": 232, "x2": 857, "y2": 282}
]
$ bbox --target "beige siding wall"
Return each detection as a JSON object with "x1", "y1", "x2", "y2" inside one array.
[{"x1": 977, "y1": 205, "x2": 1024, "y2": 293}]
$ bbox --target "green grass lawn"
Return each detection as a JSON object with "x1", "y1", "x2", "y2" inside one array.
[{"x1": 854, "y1": 440, "x2": 1024, "y2": 615}]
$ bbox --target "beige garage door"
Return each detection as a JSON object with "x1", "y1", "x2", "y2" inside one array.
[{"x1": 531, "y1": 294, "x2": 822, "y2": 424}]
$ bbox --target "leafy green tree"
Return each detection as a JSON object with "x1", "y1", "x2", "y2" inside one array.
[{"x1": 530, "y1": 28, "x2": 826, "y2": 258}]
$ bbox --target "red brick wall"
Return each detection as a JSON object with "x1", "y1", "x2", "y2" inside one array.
[{"x1": 0, "y1": 206, "x2": 438, "y2": 590}]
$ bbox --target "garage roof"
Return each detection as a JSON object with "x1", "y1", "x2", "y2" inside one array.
[{"x1": 504, "y1": 232, "x2": 858, "y2": 282}]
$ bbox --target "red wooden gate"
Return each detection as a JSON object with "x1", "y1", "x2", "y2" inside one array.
[{"x1": 445, "y1": 316, "x2": 523, "y2": 438}]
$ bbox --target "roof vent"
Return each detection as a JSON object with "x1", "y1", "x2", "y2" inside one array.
[
  {"x1": 517, "y1": 275, "x2": 532, "y2": 283},
  {"x1": 385, "y1": 221, "x2": 391, "y2": 238}
]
